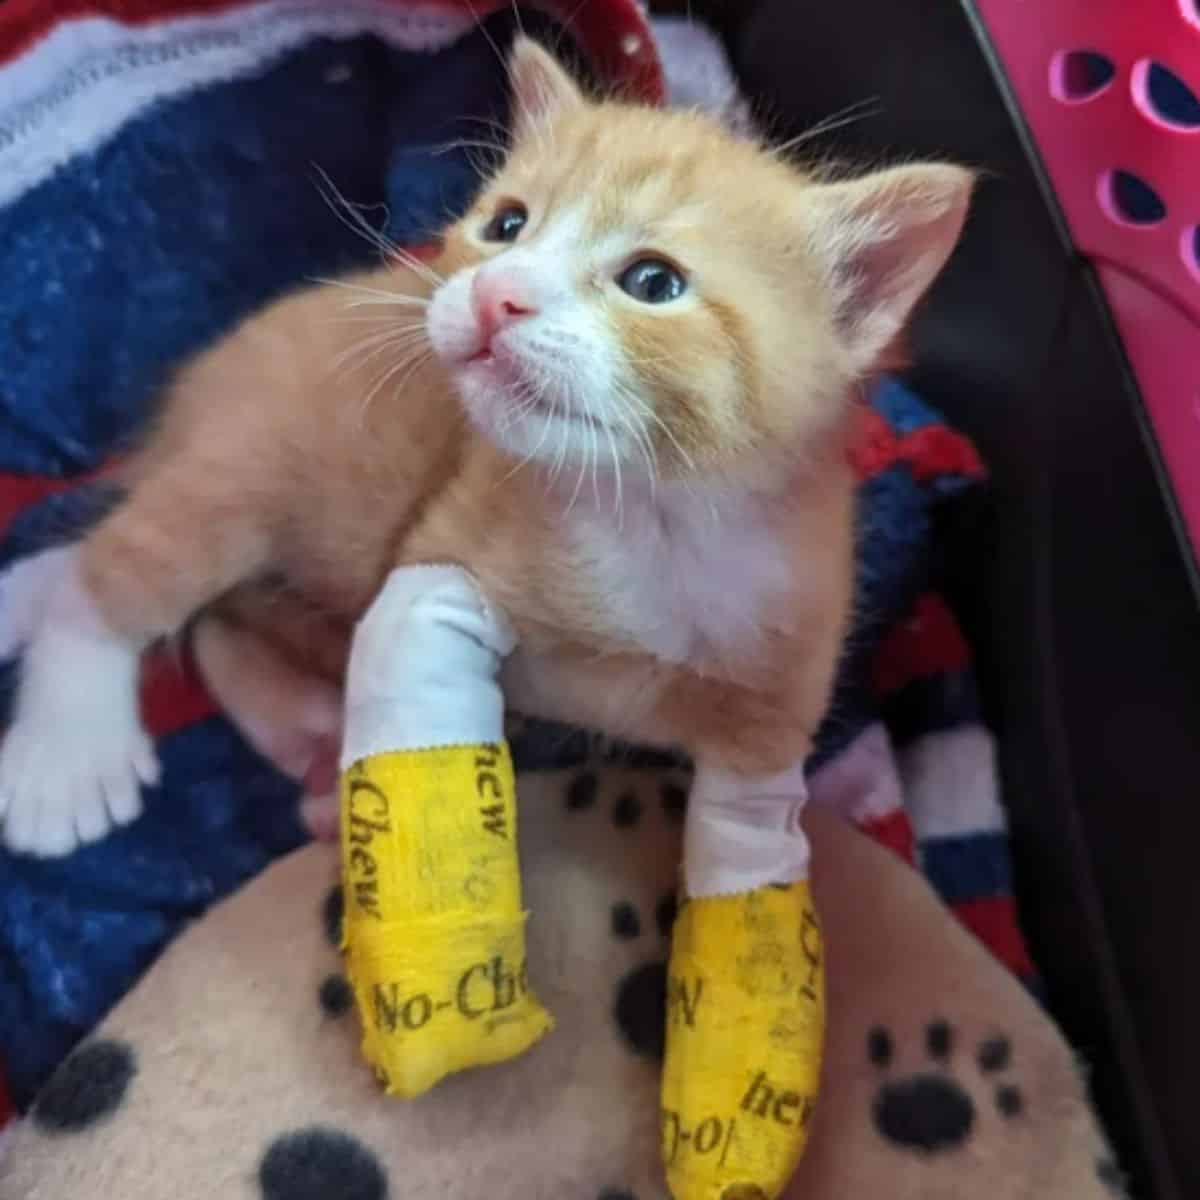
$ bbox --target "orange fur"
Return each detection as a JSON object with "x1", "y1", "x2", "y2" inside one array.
[{"x1": 79, "y1": 38, "x2": 971, "y2": 777}]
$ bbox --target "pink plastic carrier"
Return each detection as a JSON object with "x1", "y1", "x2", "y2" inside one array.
[{"x1": 973, "y1": 0, "x2": 1200, "y2": 574}]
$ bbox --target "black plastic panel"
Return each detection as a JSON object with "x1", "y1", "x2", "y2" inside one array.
[{"x1": 650, "y1": 1, "x2": 1200, "y2": 1196}]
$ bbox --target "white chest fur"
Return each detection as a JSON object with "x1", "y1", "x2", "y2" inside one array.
[{"x1": 564, "y1": 482, "x2": 793, "y2": 666}]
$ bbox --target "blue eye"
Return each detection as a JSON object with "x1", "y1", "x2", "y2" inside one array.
[
  {"x1": 482, "y1": 203, "x2": 528, "y2": 243},
  {"x1": 617, "y1": 258, "x2": 687, "y2": 304}
]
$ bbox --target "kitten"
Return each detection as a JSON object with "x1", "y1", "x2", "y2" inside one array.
[{"x1": 0, "y1": 37, "x2": 970, "y2": 856}]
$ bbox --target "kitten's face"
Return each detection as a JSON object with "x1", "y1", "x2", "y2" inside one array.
[{"x1": 426, "y1": 39, "x2": 971, "y2": 485}]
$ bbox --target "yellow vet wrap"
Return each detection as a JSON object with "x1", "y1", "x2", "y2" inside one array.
[
  {"x1": 340, "y1": 741, "x2": 553, "y2": 1098},
  {"x1": 660, "y1": 881, "x2": 824, "y2": 1200}
]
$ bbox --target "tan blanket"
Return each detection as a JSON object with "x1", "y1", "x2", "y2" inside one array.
[{"x1": 0, "y1": 769, "x2": 1122, "y2": 1199}]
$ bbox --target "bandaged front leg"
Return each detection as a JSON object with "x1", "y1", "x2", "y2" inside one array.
[
  {"x1": 662, "y1": 760, "x2": 824, "y2": 1200},
  {"x1": 339, "y1": 565, "x2": 553, "y2": 1099}
]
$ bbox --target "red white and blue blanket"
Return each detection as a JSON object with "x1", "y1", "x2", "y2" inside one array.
[{"x1": 0, "y1": 0, "x2": 1031, "y2": 1131}]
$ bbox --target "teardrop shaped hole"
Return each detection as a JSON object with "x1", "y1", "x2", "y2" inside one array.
[
  {"x1": 1105, "y1": 170, "x2": 1167, "y2": 225},
  {"x1": 1146, "y1": 62, "x2": 1200, "y2": 127},
  {"x1": 1053, "y1": 50, "x2": 1115, "y2": 101}
]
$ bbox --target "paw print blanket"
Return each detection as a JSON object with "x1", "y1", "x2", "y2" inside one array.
[{"x1": 0, "y1": 4, "x2": 1120, "y2": 1196}]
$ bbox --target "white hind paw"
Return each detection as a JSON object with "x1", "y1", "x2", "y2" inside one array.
[
  {"x1": 0, "y1": 707, "x2": 159, "y2": 857},
  {"x1": 0, "y1": 546, "x2": 156, "y2": 857}
]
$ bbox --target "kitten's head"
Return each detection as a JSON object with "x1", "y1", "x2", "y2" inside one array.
[{"x1": 427, "y1": 37, "x2": 971, "y2": 484}]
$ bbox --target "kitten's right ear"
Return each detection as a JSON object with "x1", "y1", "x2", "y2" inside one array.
[{"x1": 508, "y1": 36, "x2": 583, "y2": 136}]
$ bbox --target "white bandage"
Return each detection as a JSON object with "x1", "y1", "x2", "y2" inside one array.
[
  {"x1": 683, "y1": 758, "x2": 811, "y2": 897},
  {"x1": 340, "y1": 565, "x2": 517, "y2": 766}
]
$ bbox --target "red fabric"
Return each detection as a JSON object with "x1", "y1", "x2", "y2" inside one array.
[
  {"x1": 952, "y1": 896, "x2": 1037, "y2": 979},
  {"x1": 0, "y1": 0, "x2": 248, "y2": 63},
  {"x1": 140, "y1": 650, "x2": 216, "y2": 739},
  {"x1": 860, "y1": 808, "x2": 917, "y2": 866},
  {"x1": 897, "y1": 424, "x2": 986, "y2": 483},
  {"x1": 872, "y1": 592, "x2": 973, "y2": 698},
  {"x1": 0, "y1": 467, "x2": 109, "y2": 539},
  {"x1": 0, "y1": 1063, "x2": 11, "y2": 1131},
  {"x1": 847, "y1": 405, "x2": 899, "y2": 481},
  {"x1": 847, "y1": 403, "x2": 985, "y2": 486},
  {"x1": 0, "y1": 0, "x2": 664, "y2": 99}
]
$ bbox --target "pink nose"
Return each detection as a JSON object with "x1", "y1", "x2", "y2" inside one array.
[{"x1": 471, "y1": 270, "x2": 539, "y2": 346}]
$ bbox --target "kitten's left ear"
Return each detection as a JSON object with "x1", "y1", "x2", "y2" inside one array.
[
  {"x1": 806, "y1": 164, "x2": 973, "y2": 370},
  {"x1": 508, "y1": 36, "x2": 583, "y2": 135}
]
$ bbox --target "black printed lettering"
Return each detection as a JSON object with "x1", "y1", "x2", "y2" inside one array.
[
  {"x1": 456, "y1": 963, "x2": 489, "y2": 1019},
  {"x1": 353, "y1": 876, "x2": 380, "y2": 920},
  {"x1": 402, "y1": 993, "x2": 433, "y2": 1030},
  {"x1": 476, "y1": 772, "x2": 502, "y2": 801},
  {"x1": 741, "y1": 1071, "x2": 773, "y2": 1119},
  {"x1": 693, "y1": 1116, "x2": 722, "y2": 1154},
  {"x1": 348, "y1": 847, "x2": 376, "y2": 875},
  {"x1": 373, "y1": 983, "x2": 435, "y2": 1033},
  {"x1": 489, "y1": 957, "x2": 516, "y2": 1010},
  {"x1": 666, "y1": 975, "x2": 704, "y2": 1028},
  {"x1": 773, "y1": 1091, "x2": 802, "y2": 1126},
  {"x1": 347, "y1": 779, "x2": 390, "y2": 836},
  {"x1": 660, "y1": 1108, "x2": 682, "y2": 1164},
  {"x1": 741, "y1": 1071, "x2": 810, "y2": 1128},
  {"x1": 479, "y1": 803, "x2": 507, "y2": 838},
  {"x1": 799, "y1": 910, "x2": 822, "y2": 1003}
]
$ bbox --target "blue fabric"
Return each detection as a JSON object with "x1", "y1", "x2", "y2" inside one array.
[
  {"x1": 0, "y1": 19, "x2": 981, "y2": 1105},
  {"x1": 921, "y1": 833, "x2": 1014, "y2": 905},
  {"x1": 0, "y1": 25, "x2": 520, "y2": 479}
]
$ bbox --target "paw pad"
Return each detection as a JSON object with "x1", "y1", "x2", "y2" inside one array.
[{"x1": 868, "y1": 1023, "x2": 1023, "y2": 1154}]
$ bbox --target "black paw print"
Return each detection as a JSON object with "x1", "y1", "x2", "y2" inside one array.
[
  {"x1": 868, "y1": 1022, "x2": 1023, "y2": 1154},
  {"x1": 611, "y1": 890, "x2": 679, "y2": 1061}
]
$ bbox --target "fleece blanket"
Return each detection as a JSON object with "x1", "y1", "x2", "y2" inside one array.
[
  {"x1": 0, "y1": 0, "x2": 1039, "y2": 1154},
  {"x1": 0, "y1": 805, "x2": 1123, "y2": 1200}
]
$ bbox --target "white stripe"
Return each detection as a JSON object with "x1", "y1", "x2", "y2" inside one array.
[
  {"x1": 0, "y1": 0, "x2": 476, "y2": 209},
  {"x1": 896, "y1": 725, "x2": 1006, "y2": 840},
  {"x1": 808, "y1": 722, "x2": 905, "y2": 825}
]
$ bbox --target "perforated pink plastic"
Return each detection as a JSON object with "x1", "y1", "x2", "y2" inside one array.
[{"x1": 975, "y1": 0, "x2": 1200, "y2": 560}]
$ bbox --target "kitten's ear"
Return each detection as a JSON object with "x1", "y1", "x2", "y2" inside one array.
[
  {"x1": 508, "y1": 36, "x2": 583, "y2": 134},
  {"x1": 806, "y1": 164, "x2": 973, "y2": 369}
]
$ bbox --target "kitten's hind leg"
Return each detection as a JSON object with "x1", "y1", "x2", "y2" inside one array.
[
  {"x1": 0, "y1": 475, "x2": 274, "y2": 857},
  {"x1": 0, "y1": 546, "x2": 158, "y2": 855}
]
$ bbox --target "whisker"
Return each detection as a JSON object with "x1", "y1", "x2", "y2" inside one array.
[
  {"x1": 621, "y1": 385, "x2": 696, "y2": 475},
  {"x1": 328, "y1": 313, "x2": 430, "y2": 328},
  {"x1": 603, "y1": 416, "x2": 624, "y2": 528},
  {"x1": 313, "y1": 277, "x2": 429, "y2": 308},
  {"x1": 463, "y1": 0, "x2": 514, "y2": 90},
  {"x1": 357, "y1": 347, "x2": 432, "y2": 428},
  {"x1": 332, "y1": 328, "x2": 429, "y2": 381},
  {"x1": 549, "y1": 389, "x2": 570, "y2": 487},
  {"x1": 609, "y1": 400, "x2": 656, "y2": 499},
  {"x1": 587, "y1": 395, "x2": 602, "y2": 509},
  {"x1": 310, "y1": 163, "x2": 403, "y2": 264},
  {"x1": 308, "y1": 165, "x2": 447, "y2": 290},
  {"x1": 386, "y1": 244, "x2": 446, "y2": 290},
  {"x1": 495, "y1": 364, "x2": 555, "y2": 481},
  {"x1": 553, "y1": 0, "x2": 593, "y2": 57},
  {"x1": 768, "y1": 97, "x2": 882, "y2": 158},
  {"x1": 430, "y1": 137, "x2": 509, "y2": 159}
]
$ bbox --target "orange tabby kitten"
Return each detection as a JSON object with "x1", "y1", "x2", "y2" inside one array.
[{"x1": 0, "y1": 37, "x2": 970, "y2": 856}]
